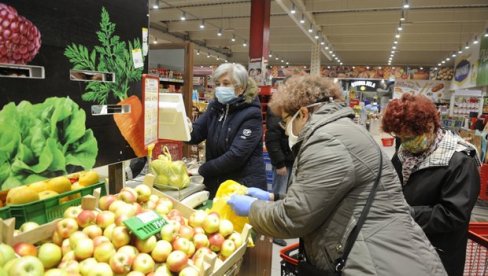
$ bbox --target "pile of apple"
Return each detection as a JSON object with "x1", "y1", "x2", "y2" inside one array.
[{"x1": 1, "y1": 184, "x2": 244, "y2": 276}]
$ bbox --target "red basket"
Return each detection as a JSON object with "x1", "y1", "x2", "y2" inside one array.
[
  {"x1": 152, "y1": 139, "x2": 183, "y2": 161},
  {"x1": 464, "y1": 223, "x2": 488, "y2": 275},
  {"x1": 280, "y1": 242, "x2": 300, "y2": 275},
  {"x1": 479, "y1": 164, "x2": 488, "y2": 200},
  {"x1": 381, "y1": 137, "x2": 395, "y2": 147}
]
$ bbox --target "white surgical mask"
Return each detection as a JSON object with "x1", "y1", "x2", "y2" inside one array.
[
  {"x1": 215, "y1": 86, "x2": 237, "y2": 104},
  {"x1": 286, "y1": 111, "x2": 300, "y2": 149}
]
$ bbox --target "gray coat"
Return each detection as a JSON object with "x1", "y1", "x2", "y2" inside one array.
[{"x1": 249, "y1": 103, "x2": 447, "y2": 275}]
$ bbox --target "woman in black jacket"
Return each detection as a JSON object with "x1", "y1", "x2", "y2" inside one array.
[
  {"x1": 188, "y1": 63, "x2": 266, "y2": 197},
  {"x1": 382, "y1": 94, "x2": 480, "y2": 276}
]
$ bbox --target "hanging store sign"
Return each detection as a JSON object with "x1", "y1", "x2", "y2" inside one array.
[{"x1": 451, "y1": 42, "x2": 480, "y2": 90}]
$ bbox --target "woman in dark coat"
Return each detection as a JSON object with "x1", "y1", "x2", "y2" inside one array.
[
  {"x1": 188, "y1": 63, "x2": 266, "y2": 197},
  {"x1": 382, "y1": 94, "x2": 480, "y2": 276}
]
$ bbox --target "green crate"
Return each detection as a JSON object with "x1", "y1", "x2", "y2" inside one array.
[
  {"x1": 0, "y1": 205, "x2": 10, "y2": 220},
  {"x1": 8, "y1": 182, "x2": 106, "y2": 229},
  {"x1": 124, "y1": 210, "x2": 167, "y2": 240}
]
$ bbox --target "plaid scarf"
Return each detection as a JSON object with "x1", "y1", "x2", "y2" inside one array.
[{"x1": 398, "y1": 128, "x2": 445, "y2": 185}]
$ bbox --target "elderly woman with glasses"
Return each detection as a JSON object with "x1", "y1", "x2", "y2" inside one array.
[
  {"x1": 188, "y1": 63, "x2": 266, "y2": 198},
  {"x1": 382, "y1": 93, "x2": 480, "y2": 276},
  {"x1": 227, "y1": 75, "x2": 446, "y2": 275}
]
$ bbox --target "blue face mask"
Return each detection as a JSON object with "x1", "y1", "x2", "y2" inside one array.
[{"x1": 215, "y1": 86, "x2": 237, "y2": 104}]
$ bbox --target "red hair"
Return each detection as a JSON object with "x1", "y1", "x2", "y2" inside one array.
[{"x1": 382, "y1": 94, "x2": 440, "y2": 135}]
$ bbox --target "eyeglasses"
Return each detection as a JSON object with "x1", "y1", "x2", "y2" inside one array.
[{"x1": 278, "y1": 115, "x2": 291, "y2": 130}]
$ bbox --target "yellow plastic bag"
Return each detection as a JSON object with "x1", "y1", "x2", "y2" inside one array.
[{"x1": 210, "y1": 180, "x2": 249, "y2": 233}]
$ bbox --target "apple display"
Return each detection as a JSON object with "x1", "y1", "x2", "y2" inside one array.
[
  {"x1": 109, "y1": 251, "x2": 133, "y2": 274},
  {"x1": 166, "y1": 250, "x2": 188, "y2": 273},
  {"x1": 151, "y1": 240, "x2": 172, "y2": 263},
  {"x1": 0, "y1": 243, "x2": 16, "y2": 266},
  {"x1": 19, "y1": 221, "x2": 40, "y2": 233},
  {"x1": 96, "y1": 211, "x2": 115, "y2": 229},
  {"x1": 83, "y1": 224, "x2": 102, "y2": 239},
  {"x1": 219, "y1": 219, "x2": 234, "y2": 237},
  {"x1": 178, "y1": 225, "x2": 195, "y2": 241},
  {"x1": 135, "y1": 235, "x2": 157, "y2": 253},
  {"x1": 79, "y1": 257, "x2": 97, "y2": 276},
  {"x1": 13, "y1": 242, "x2": 37, "y2": 257},
  {"x1": 92, "y1": 236, "x2": 111, "y2": 247},
  {"x1": 8, "y1": 256, "x2": 44, "y2": 276},
  {"x1": 193, "y1": 233, "x2": 209, "y2": 249},
  {"x1": 94, "y1": 241, "x2": 116, "y2": 263},
  {"x1": 134, "y1": 184, "x2": 152, "y2": 203},
  {"x1": 56, "y1": 218, "x2": 79, "y2": 239},
  {"x1": 99, "y1": 195, "x2": 117, "y2": 210},
  {"x1": 111, "y1": 226, "x2": 131, "y2": 249},
  {"x1": 202, "y1": 213, "x2": 220, "y2": 234},
  {"x1": 132, "y1": 253, "x2": 155, "y2": 274},
  {"x1": 38, "y1": 242, "x2": 62, "y2": 269},
  {"x1": 63, "y1": 206, "x2": 82, "y2": 219},
  {"x1": 160, "y1": 224, "x2": 178, "y2": 242},
  {"x1": 188, "y1": 210, "x2": 207, "y2": 228},
  {"x1": 117, "y1": 245, "x2": 139, "y2": 261},
  {"x1": 69, "y1": 231, "x2": 89, "y2": 249},
  {"x1": 208, "y1": 233, "x2": 225, "y2": 252},
  {"x1": 220, "y1": 240, "x2": 236, "y2": 258},
  {"x1": 74, "y1": 239, "x2": 94, "y2": 260},
  {"x1": 179, "y1": 266, "x2": 200, "y2": 276},
  {"x1": 119, "y1": 189, "x2": 137, "y2": 203},
  {"x1": 76, "y1": 210, "x2": 97, "y2": 228}
]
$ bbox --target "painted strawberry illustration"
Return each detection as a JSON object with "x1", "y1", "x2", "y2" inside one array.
[{"x1": 0, "y1": 3, "x2": 41, "y2": 64}]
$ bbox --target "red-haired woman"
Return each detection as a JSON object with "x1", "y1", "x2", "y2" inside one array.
[{"x1": 382, "y1": 93, "x2": 480, "y2": 276}]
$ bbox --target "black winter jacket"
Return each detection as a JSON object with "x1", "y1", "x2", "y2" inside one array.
[
  {"x1": 391, "y1": 132, "x2": 480, "y2": 276},
  {"x1": 189, "y1": 79, "x2": 266, "y2": 198},
  {"x1": 264, "y1": 108, "x2": 294, "y2": 169}
]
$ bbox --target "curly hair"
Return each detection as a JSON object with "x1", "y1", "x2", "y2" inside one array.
[
  {"x1": 268, "y1": 75, "x2": 344, "y2": 115},
  {"x1": 381, "y1": 93, "x2": 440, "y2": 135}
]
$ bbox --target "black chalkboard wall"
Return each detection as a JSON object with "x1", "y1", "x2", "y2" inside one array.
[{"x1": 0, "y1": 0, "x2": 148, "y2": 186}]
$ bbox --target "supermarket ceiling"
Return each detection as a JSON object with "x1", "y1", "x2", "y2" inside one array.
[{"x1": 149, "y1": 0, "x2": 488, "y2": 67}]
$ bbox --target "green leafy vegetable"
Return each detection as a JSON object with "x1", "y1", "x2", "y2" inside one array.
[
  {"x1": 0, "y1": 97, "x2": 98, "y2": 190},
  {"x1": 64, "y1": 7, "x2": 144, "y2": 104}
]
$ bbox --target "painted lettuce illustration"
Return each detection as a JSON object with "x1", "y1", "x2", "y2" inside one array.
[
  {"x1": 64, "y1": 7, "x2": 146, "y2": 157},
  {"x1": 0, "y1": 97, "x2": 98, "y2": 190}
]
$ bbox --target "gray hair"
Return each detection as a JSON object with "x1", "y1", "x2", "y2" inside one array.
[{"x1": 213, "y1": 63, "x2": 248, "y2": 90}]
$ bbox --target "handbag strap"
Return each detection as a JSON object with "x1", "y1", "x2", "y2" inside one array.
[{"x1": 299, "y1": 145, "x2": 383, "y2": 272}]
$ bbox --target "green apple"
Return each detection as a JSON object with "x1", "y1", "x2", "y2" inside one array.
[
  {"x1": 0, "y1": 243, "x2": 16, "y2": 266},
  {"x1": 8, "y1": 256, "x2": 44, "y2": 276},
  {"x1": 44, "y1": 268, "x2": 68, "y2": 276},
  {"x1": 38, "y1": 242, "x2": 62, "y2": 269}
]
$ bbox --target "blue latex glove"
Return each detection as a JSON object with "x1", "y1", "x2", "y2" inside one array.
[
  {"x1": 247, "y1": 187, "x2": 271, "y2": 201},
  {"x1": 227, "y1": 195, "x2": 257, "y2": 216}
]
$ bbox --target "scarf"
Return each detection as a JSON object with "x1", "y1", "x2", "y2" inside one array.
[{"x1": 398, "y1": 128, "x2": 444, "y2": 185}]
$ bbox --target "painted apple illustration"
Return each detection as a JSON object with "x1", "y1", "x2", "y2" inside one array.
[{"x1": 0, "y1": 4, "x2": 41, "y2": 64}]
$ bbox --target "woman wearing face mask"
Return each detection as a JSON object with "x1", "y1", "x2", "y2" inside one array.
[
  {"x1": 227, "y1": 75, "x2": 446, "y2": 275},
  {"x1": 382, "y1": 93, "x2": 480, "y2": 276},
  {"x1": 188, "y1": 63, "x2": 266, "y2": 198}
]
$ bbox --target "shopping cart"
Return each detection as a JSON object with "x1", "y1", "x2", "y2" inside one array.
[
  {"x1": 279, "y1": 242, "x2": 300, "y2": 276},
  {"x1": 464, "y1": 223, "x2": 488, "y2": 276}
]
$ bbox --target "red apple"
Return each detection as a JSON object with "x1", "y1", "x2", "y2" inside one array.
[
  {"x1": 74, "y1": 238, "x2": 94, "y2": 260},
  {"x1": 58, "y1": 260, "x2": 80, "y2": 274},
  {"x1": 166, "y1": 250, "x2": 188, "y2": 273},
  {"x1": 135, "y1": 184, "x2": 152, "y2": 203},
  {"x1": 96, "y1": 211, "x2": 115, "y2": 229},
  {"x1": 69, "y1": 231, "x2": 89, "y2": 249},
  {"x1": 110, "y1": 251, "x2": 133, "y2": 274},
  {"x1": 193, "y1": 233, "x2": 209, "y2": 249},
  {"x1": 38, "y1": 242, "x2": 62, "y2": 269},
  {"x1": 103, "y1": 223, "x2": 116, "y2": 239},
  {"x1": 172, "y1": 237, "x2": 191, "y2": 255},
  {"x1": 132, "y1": 202, "x2": 144, "y2": 215},
  {"x1": 220, "y1": 240, "x2": 236, "y2": 258},
  {"x1": 79, "y1": 258, "x2": 97, "y2": 276},
  {"x1": 83, "y1": 224, "x2": 102, "y2": 239},
  {"x1": 208, "y1": 233, "x2": 225, "y2": 252},
  {"x1": 160, "y1": 224, "x2": 178, "y2": 242},
  {"x1": 151, "y1": 240, "x2": 172, "y2": 263},
  {"x1": 135, "y1": 235, "x2": 157, "y2": 253},
  {"x1": 111, "y1": 226, "x2": 131, "y2": 249},
  {"x1": 115, "y1": 214, "x2": 131, "y2": 226},
  {"x1": 117, "y1": 245, "x2": 139, "y2": 262},
  {"x1": 56, "y1": 218, "x2": 79, "y2": 239},
  {"x1": 99, "y1": 195, "x2": 117, "y2": 210},
  {"x1": 77, "y1": 210, "x2": 97, "y2": 228},
  {"x1": 63, "y1": 206, "x2": 82, "y2": 219},
  {"x1": 94, "y1": 241, "x2": 116, "y2": 263},
  {"x1": 193, "y1": 226, "x2": 205, "y2": 235},
  {"x1": 203, "y1": 213, "x2": 220, "y2": 234},
  {"x1": 51, "y1": 231, "x2": 63, "y2": 246},
  {"x1": 219, "y1": 219, "x2": 234, "y2": 237},
  {"x1": 228, "y1": 232, "x2": 243, "y2": 248},
  {"x1": 179, "y1": 225, "x2": 195, "y2": 240},
  {"x1": 189, "y1": 210, "x2": 207, "y2": 228},
  {"x1": 13, "y1": 242, "x2": 37, "y2": 257},
  {"x1": 119, "y1": 189, "x2": 137, "y2": 203},
  {"x1": 92, "y1": 236, "x2": 111, "y2": 247},
  {"x1": 132, "y1": 253, "x2": 155, "y2": 274}
]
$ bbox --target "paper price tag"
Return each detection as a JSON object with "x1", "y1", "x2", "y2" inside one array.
[
  {"x1": 136, "y1": 210, "x2": 159, "y2": 224},
  {"x1": 132, "y1": 48, "x2": 144, "y2": 69},
  {"x1": 142, "y1": 28, "x2": 148, "y2": 56}
]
